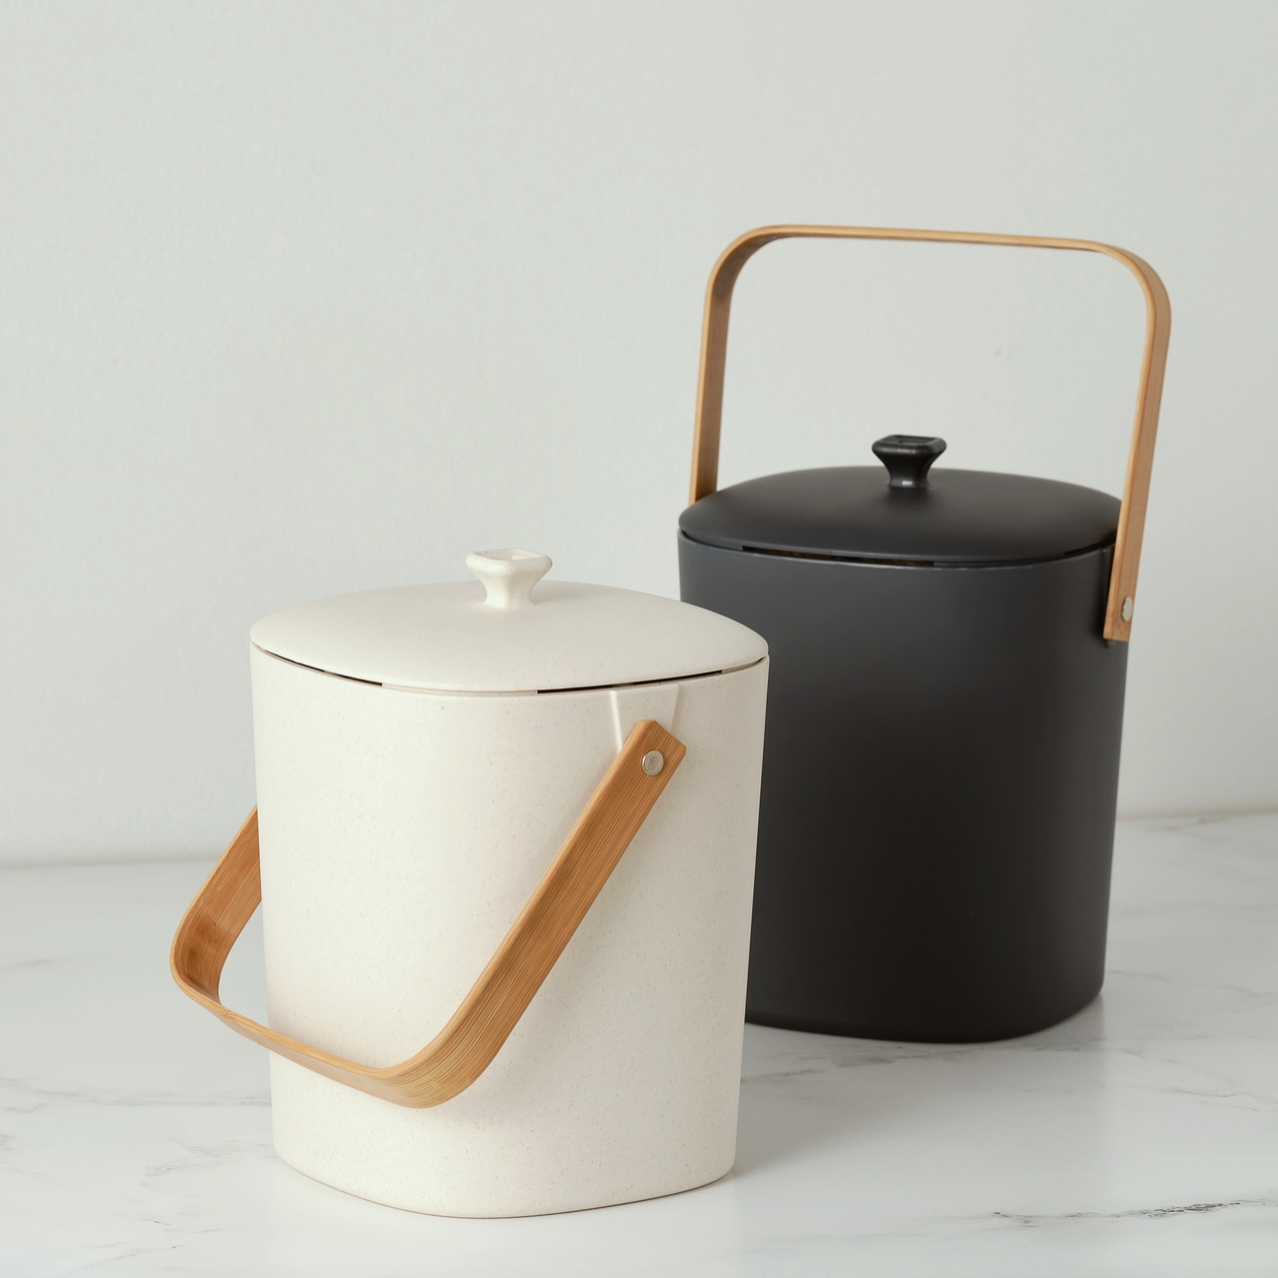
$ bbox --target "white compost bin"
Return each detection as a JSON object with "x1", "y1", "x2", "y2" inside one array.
[{"x1": 172, "y1": 549, "x2": 768, "y2": 1217}]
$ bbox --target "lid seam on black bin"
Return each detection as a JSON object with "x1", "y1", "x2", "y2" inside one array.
[{"x1": 678, "y1": 528, "x2": 1117, "y2": 570}]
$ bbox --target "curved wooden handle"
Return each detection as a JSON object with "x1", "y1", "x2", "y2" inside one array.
[
  {"x1": 170, "y1": 719, "x2": 686, "y2": 1109},
  {"x1": 688, "y1": 225, "x2": 1172, "y2": 642}
]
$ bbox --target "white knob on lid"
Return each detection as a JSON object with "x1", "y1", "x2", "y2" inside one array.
[{"x1": 466, "y1": 548, "x2": 553, "y2": 610}]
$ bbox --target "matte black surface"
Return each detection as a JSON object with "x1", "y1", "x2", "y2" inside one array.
[
  {"x1": 679, "y1": 533, "x2": 1128, "y2": 1043},
  {"x1": 678, "y1": 466, "x2": 1121, "y2": 566},
  {"x1": 872, "y1": 434, "x2": 947, "y2": 489}
]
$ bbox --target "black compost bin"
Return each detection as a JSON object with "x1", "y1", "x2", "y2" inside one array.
[{"x1": 678, "y1": 225, "x2": 1171, "y2": 1042}]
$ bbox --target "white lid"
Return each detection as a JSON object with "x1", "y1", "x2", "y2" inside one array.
[{"x1": 250, "y1": 548, "x2": 767, "y2": 694}]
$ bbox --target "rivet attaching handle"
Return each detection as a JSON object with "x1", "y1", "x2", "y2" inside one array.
[{"x1": 467, "y1": 548, "x2": 553, "y2": 610}]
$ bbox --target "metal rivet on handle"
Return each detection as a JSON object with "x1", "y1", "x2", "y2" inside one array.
[
  {"x1": 641, "y1": 750, "x2": 665, "y2": 776},
  {"x1": 1121, "y1": 596, "x2": 1134, "y2": 622}
]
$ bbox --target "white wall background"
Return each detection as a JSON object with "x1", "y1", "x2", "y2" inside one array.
[{"x1": 2, "y1": 2, "x2": 1275, "y2": 863}]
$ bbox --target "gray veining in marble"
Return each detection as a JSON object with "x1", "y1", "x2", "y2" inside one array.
[{"x1": 2, "y1": 814, "x2": 1276, "y2": 1275}]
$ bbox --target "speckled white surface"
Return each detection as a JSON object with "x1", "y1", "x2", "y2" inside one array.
[
  {"x1": 250, "y1": 653, "x2": 767, "y2": 1215},
  {"x1": 2, "y1": 814, "x2": 1277, "y2": 1275}
]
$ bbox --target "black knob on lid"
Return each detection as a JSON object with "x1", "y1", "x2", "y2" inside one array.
[{"x1": 872, "y1": 435, "x2": 947, "y2": 490}]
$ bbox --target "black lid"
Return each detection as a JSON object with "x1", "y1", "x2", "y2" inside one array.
[{"x1": 679, "y1": 435, "x2": 1120, "y2": 566}]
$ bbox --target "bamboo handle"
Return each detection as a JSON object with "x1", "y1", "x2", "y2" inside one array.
[
  {"x1": 688, "y1": 225, "x2": 1172, "y2": 642},
  {"x1": 170, "y1": 719, "x2": 686, "y2": 1109}
]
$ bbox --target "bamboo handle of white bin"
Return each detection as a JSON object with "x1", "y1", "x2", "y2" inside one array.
[
  {"x1": 170, "y1": 719, "x2": 686, "y2": 1109},
  {"x1": 688, "y1": 225, "x2": 1171, "y2": 642}
]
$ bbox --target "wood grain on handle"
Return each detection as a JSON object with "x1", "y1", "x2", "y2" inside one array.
[
  {"x1": 688, "y1": 225, "x2": 1172, "y2": 642},
  {"x1": 170, "y1": 719, "x2": 686, "y2": 1109}
]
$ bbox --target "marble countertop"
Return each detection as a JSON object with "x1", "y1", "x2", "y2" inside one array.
[{"x1": 3, "y1": 813, "x2": 1276, "y2": 1276}]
